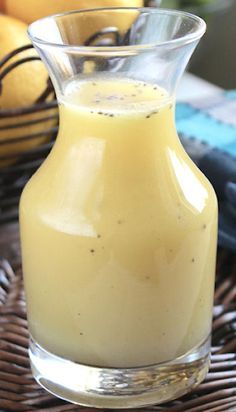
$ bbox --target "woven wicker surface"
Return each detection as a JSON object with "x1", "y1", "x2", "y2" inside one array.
[{"x1": 0, "y1": 247, "x2": 236, "y2": 412}]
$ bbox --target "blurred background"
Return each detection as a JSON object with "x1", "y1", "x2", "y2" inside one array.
[{"x1": 161, "y1": 0, "x2": 236, "y2": 89}]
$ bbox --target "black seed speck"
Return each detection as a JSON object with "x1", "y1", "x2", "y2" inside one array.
[
  {"x1": 145, "y1": 276, "x2": 150, "y2": 280},
  {"x1": 90, "y1": 249, "x2": 95, "y2": 253},
  {"x1": 109, "y1": 114, "x2": 114, "y2": 117},
  {"x1": 78, "y1": 313, "x2": 81, "y2": 316},
  {"x1": 97, "y1": 234, "x2": 101, "y2": 238},
  {"x1": 80, "y1": 332, "x2": 84, "y2": 336},
  {"x1": 117, "y1": 219, "x2": 123, "y2": 224},
  {"x1": 203, "y1": 224, "x2": 207, "y2": 230},
  {"x1": 146, "y1": 111, "x2": 158, "y2": 119},
  {"x1": 191, "y1": 258, "x2": 195, "y2": 263},
  {"x1": 169, "y1": 249, "x2": 173, "y2": 253}
]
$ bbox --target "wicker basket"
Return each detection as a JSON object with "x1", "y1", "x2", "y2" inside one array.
[{"x1": 0, "y1": 245, "x2": 236, "y2": 411}]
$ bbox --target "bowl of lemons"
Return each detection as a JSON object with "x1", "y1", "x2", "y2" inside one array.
[
  {"x1": 0, "y1": 14, "x2": 58, "y2": 163},
  {"x1": 0, "y1": 12, "x2": 58, "y2": 222}
]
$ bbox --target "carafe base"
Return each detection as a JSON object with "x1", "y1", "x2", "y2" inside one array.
[{"x1": 29, "y1": 334, "x2": 210, "y2": 408}]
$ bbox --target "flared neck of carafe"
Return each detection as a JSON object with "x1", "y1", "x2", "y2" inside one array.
[{"x1": 28, "y1": 8, "x2": 206, "y2": 98}]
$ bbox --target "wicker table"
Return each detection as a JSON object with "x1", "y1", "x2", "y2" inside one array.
[{"x1": 0, "y1": 224, "x2": 236, "y2": 412}]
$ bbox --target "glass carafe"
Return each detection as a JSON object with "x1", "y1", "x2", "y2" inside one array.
[{"x1": 20, "y1": 8, "x2": 218, "y2": 408}]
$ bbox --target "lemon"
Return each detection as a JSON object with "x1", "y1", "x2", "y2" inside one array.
[
  {"x1": 0, "y1": 14, "x2": 56, "y2": 166},
  {"x1": 5, "y1": 0, "x2": 143, "y2": 24}
]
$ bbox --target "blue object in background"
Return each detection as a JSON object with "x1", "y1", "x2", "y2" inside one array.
[
  {"x1": 176, "y1": 94, "x2": 236, "y2": 251},
  {"x1": 176, "y1": 100, "x2": 236, "y2": 156}
]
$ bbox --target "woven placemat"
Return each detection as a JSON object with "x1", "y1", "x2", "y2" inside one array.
[{"x1": 0, "y1": 249, "x2": 236, "y2": 412}]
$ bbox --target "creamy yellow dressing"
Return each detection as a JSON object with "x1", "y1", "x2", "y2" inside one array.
[{"x1": 20, "y1": 77, "x2": 217, "y2": 367}]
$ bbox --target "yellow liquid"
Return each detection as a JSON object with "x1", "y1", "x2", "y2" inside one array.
[{"x1": 20, "y1": 77, "x2": 217, "y2": 368}]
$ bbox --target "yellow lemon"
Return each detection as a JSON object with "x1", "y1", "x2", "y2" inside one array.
[
  {"x1": 56, "y1": 2, "x2": 143, "y2": 45},
  {"x1": 5, "y1": 0, "x2": 143, "y2": 24},
  {"x1": 0, "y1": 14, "x2": 57, "y2": 166}
]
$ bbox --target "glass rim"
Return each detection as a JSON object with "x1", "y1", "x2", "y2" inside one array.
[{"x1": 28, "y1": 7, "x2": 206, "y2": 53}]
